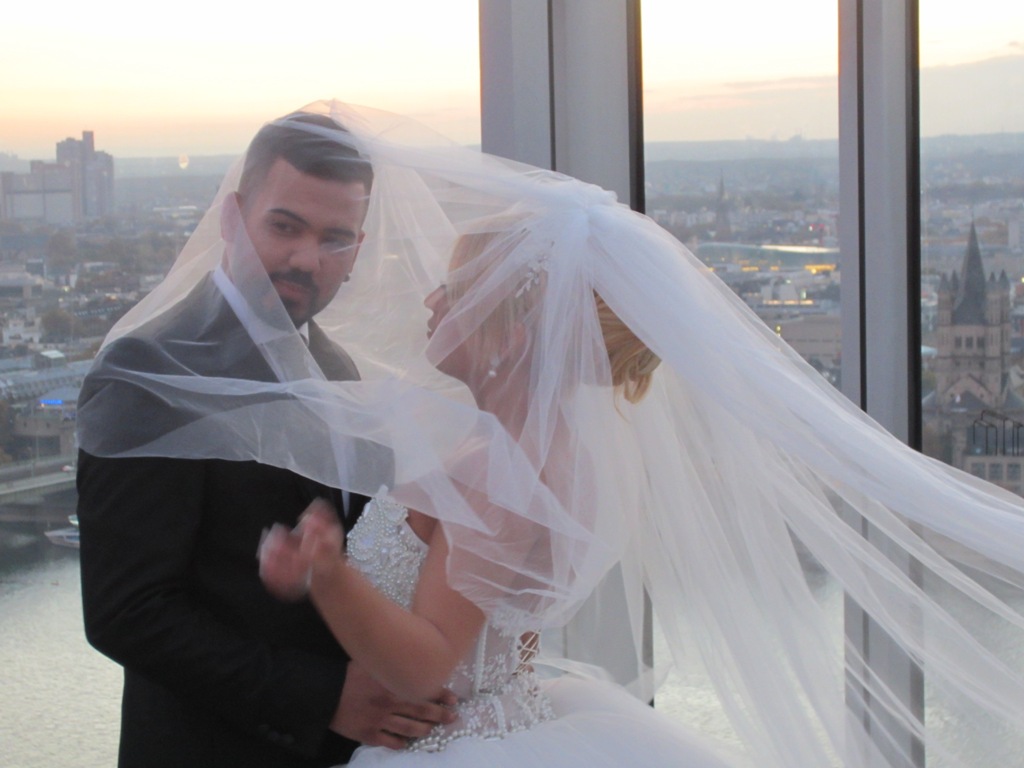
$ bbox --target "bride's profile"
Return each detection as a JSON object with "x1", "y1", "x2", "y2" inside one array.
[{"x1": 78, "y1": 101, "x2": 1024, "y2": 768}]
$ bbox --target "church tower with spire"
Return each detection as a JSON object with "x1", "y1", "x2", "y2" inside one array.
[
  {"x1": 713, "y1": 172, "x2": 732, "y2": 242},
  {"x1": 934, "y1": 222, "x2": 1010, "y2": 409},
  {"x1": 930, "y1": 222, "x2": 1017, "y2": 486}
]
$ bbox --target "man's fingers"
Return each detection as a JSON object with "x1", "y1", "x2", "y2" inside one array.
[
  {"x1": 436, "y1": 688, "x2": 458, "y2": 708},
  {"x1": 362, "y1": 730, "x2": 412, "y2": 750},
  {"x1": 379, "y1": 714, "x2": 439, "y2": 740},
  {"x1": 333, "y1": 663, "x2": 457, "y2": 747},
  {"x1": 390, "y1": 699, "x2": 457, "y2": 728}
]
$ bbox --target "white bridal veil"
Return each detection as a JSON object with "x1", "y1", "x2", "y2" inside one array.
[{"x1": 77, "y1": 101, "x2": 1024, "y2": 767}]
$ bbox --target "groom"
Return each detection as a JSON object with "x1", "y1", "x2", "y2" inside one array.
[{"x1": 77, "y1": 112, "x2": 455, "y2": 767}]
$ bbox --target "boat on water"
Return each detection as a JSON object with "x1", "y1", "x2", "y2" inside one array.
[
  {"x1": 45, "y1": 514, "x2": 80, "y2": 549},
  {"x1": 44, "y1": 527, "x2": 80, "y2": 548}
]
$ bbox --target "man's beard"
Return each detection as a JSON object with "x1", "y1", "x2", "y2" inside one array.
[{"x1": 269, "y1": 269, "x2": 318, "y2": 326}]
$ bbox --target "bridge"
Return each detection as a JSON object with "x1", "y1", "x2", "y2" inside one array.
[
  {"x1": 0, "y1": 471, "x2": 76, "y2": 509},
  {"x1": 0, "y1": 455, "x2": 78, "y2": 523}
]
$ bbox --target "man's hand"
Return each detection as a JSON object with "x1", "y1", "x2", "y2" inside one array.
[{"x1": 332, "y1": 662, "x2": 457, "y2": 749}]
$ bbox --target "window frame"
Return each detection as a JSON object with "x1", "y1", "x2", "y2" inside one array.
[{"x1": 479, "y1": 0, "x2": 926, "y2": 762}]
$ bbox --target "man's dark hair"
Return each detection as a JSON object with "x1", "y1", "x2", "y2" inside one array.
[{"x1": 237, "y1": 112, "x2": 374, "y2": 201}]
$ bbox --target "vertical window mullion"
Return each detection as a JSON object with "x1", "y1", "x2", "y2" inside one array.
[{"x1": 839, "y1": 1, "x2": 925, "y2": 765}]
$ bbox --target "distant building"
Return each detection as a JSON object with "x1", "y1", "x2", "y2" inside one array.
[
  {"x1": 0, "y1": 358, "x2": 90, "y2": 406},
  {"x1": 926, "y1": 222, "x2": 1024, "y2": 492},
  {"x1": 56, "y1": 130, "x2": 114, "y2": 220},
  {"x1": 12, "y1": 385, "x2": 79, "y2": 459},
  {"x1": 80, "y1": 261, "x2": 117, "y2": 274},
  {"x1": 2, "y1": 311, "x2": 43, "y2": 346},
  {"x1": 0, "y1": 356, "x2": 88, "y2": 459},
  {"x1": 775, "y1": 314, "x2": 842, "y2": 371},
  {"x1": 0, "y1": 272, "x2": 45, "y2": 303},
  {"x1": 35, "y1": 349, "x2": 68, "y2": 369},
  {"x1": 0, "y1": 131, "x2": 114, "y2": 224},
  {"x1": 0, "y1": 162, "x2": 74, "y2": 224},
  {"x1": 713, "y1": 173, "x2": 732, "y2": 241},
  {"x1": 932, "y1": 222, "x2": 1011, "y2": 410}
]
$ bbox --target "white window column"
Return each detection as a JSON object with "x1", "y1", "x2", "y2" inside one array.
[
  {"x1": 479, "y1": 0, "x2": 643, "y2": 210},
  {"x1": 839, "y1": 1, "x2": 924, "y2": 765}
]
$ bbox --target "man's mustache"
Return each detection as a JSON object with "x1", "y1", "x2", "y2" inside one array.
[{"x1": 271, "y1": 270, "x2": 317, "y2": 291}]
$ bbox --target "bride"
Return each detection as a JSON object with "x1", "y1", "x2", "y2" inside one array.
[
  {"x1": 79, "y1": 101, "x2": 1024, "y2": 767},
  {"x1": 258, "y1": 210, "x2": 742, "y2": 766}
]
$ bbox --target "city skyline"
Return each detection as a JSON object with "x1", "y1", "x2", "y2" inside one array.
[
  {"x1": 2, "y1": 1, "x2": 1022, "y2": 158},
  {"x1": 4, "y1": 51, "x2": 1022, "y2": 163}
]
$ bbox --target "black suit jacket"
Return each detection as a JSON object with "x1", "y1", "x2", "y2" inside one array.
[{"x1": 78, "y1": 275, "x2": 368, "y2": 767}]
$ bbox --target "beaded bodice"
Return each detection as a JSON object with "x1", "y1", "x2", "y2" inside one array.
[{"x1": 347, "y1": 494, "x2": 555, "y2": 751}]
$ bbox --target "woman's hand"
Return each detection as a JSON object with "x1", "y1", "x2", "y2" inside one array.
[
  {"x1": 258, "y1": 523, "x2": 312, "y2": 601},
  {"x1": 258, "y1": 497, "x2": 344, "y2": 601},
  {"x1": 296, "y1": 497, "x2": 347, "y2": 579}
]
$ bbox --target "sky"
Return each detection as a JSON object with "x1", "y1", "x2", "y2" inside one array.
[{"x1": 1, "y1": 0, "x2": 1022, "y2": 160}]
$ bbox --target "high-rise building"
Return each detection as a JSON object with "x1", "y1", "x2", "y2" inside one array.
[
  {"x1": 0, "y1": 131, "x2": 114, "y2": 224},
  {"x1": 0, "y1": 161, "x2": 74, "y2": 224},
  {"x1": 56, "y1": 130, "x2": 114, "y2": 220}
]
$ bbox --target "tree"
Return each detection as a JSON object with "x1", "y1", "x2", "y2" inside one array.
[
  {"x1": 41, "y1": 309, "x2": 74, "y2": 342},
  {"x1": 0, "y1": 400, "x2": 15, "y2": 464},
  {"x1": 46, "y1": 230, "x2": 78, "y2": 275}
]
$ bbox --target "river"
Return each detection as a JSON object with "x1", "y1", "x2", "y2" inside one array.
[{"x1": 0, "y1": 543, "x2": 121, "y2": 767}]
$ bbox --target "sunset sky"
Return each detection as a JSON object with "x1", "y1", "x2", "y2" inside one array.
[{"x1": 2, "y1": 0, "x2": 1022, "y2": 160}]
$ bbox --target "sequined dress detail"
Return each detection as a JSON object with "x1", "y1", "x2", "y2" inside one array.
[{"x1": 346, "y1": 494, "x2": 555, "y2": 752}]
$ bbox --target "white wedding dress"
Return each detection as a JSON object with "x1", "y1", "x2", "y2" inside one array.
[{"x1": 343, "y1": 495, "x2": 739, "y2": 768}]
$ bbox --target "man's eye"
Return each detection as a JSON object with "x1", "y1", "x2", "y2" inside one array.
[
  {"x1": 269, "y1": 220, "x2": 297, "y2": 235},
  {"x1": 322, "y1": 240, "x2": 355, "y2": 254}
]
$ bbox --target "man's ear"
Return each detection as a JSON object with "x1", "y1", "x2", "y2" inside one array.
[
  {"x1": 343, "y1": 232, "x2": 366, "y2": 281},
  {"x1": 221, "y1": 192, "x2": 243, "y2": 243}
]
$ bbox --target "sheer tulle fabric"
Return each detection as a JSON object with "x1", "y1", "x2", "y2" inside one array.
[{"x1": 77, "y1": 101, "x2": 1024, "y2": 767}]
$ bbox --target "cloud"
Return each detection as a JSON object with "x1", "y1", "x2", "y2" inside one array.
[{"x1": 644, "y1": 55, "x2": 1024, "y2": 141}]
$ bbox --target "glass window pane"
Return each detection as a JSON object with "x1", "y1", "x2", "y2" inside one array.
[
  {"x1": 641, "y1": 0, "x2": 839, "y2": 738},
  {"x1": 642, "y1": 1, "x2": 841, "y2": 385},
  {"x1": 919, "y1": 4, "x2": 1024, "y2": 472},
  {"x1": 0, "y1": 3, "x2": 479, "y2": 764},
  {"x1": 918, "y1": 2, "x2": 1024, "y2": 760}
]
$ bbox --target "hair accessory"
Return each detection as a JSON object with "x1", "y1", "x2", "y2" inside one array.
[{"x1": 514, "y1": 254, "x2": 548, "y2": 299}]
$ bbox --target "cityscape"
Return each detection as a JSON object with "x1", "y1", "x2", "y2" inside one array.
[
  {"x1": 645, "y1": 132, "x2": 1024, "y2": 492},
  {"x1": 0, "y1": 127, "x2": 1022, "y2": 544},
  {"x1": 1, "y1": 6, "x2": 1019, "y2": 764}
]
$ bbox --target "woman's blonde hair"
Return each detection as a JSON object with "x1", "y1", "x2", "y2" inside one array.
[
  {"x1": 449, "y1": 218, "x2": 661, "y2": 404},
  {"x1": 595, "y1": 294, "x2": 661, "y2": 404}
]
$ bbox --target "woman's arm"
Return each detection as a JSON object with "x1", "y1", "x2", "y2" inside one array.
[{"x1": 263, "y1": 500, "x2": 486, "y2": 701}]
